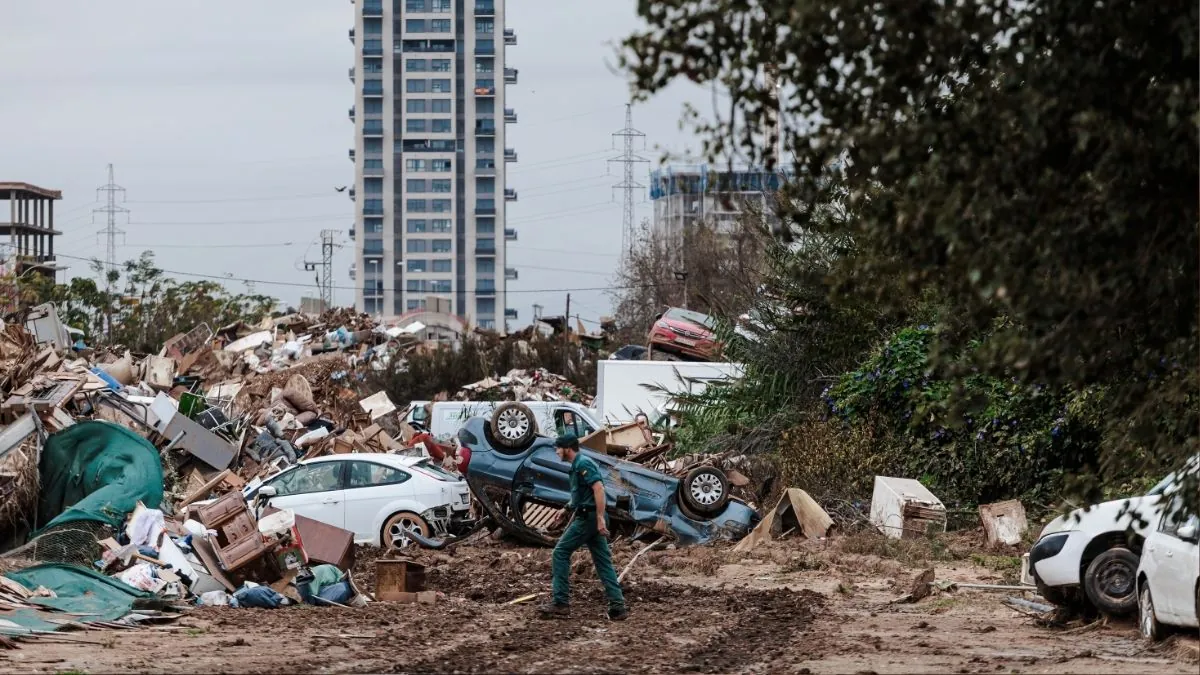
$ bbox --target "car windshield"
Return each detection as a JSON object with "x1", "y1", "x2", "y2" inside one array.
[
  {"x1": 414, "y1": 458, "x2": 460, "y2": 481},
  {"x1": 1146, "y1": 454, "x2": 1200, "y2": 496},
  {"x1": 664, "y1": 307, "x2": 715, "y2": 329}
]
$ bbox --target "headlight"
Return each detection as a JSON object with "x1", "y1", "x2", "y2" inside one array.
[{"x1": 1030, "y1": 532, "x2": 1070, "y2": 563}]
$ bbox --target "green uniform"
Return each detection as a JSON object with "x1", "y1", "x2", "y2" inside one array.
[{"x1": 550, "y1": 453, "x2": 625, "y2": 611}]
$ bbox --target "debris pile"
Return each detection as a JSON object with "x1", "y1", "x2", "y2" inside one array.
[
  {"x1": 0, "y1": 304, "x2": 443, "y2": 646},
  {"x1": 454, "y1": 368, "x2": 593, "y2": 404}
]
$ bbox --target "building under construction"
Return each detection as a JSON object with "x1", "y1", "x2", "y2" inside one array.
[
  {"x1": 0, "y1": 182, "x2": 62, "y2": 281},
  {"x1": 648, "y1": 165, "x2": 787, "y2": 246}
]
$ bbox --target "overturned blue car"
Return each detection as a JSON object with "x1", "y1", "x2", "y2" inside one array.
[{"x1": 457, "y1": 403, "x2": 759, "y2": 547}]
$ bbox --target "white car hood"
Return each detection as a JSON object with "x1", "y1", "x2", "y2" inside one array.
[{"x1": 1040, "y1": 494, "x2": 1163, "y2": 538}]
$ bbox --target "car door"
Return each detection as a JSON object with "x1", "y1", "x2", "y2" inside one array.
[
  {"x1": 341, "y1": 460, "x2": 416, "y2": 541},
  {"x1": 1153, "y1": 508, "x2": 1200, "y2": 624},
  {"x1": 265, "y1": 461, "x2": 346, "y2": 529}
]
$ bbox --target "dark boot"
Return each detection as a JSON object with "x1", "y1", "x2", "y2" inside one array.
[
  {"x1": 538, "y1": 602, "x2": 570, "y2": 619},
  {"x1": 607, "y1": 606, "x2": 629, "y2": 621}
]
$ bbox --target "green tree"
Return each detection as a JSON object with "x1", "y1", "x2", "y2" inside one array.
[
  {"x1": 622, "y1": 0, "x2": 1198, "y2": 507},
  {"x1": 15, "y1": 252, "x2": 276, "y2": 353}
]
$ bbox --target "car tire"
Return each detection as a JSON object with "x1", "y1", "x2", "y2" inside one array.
[
  {"x1": 1083, "y1": 547, "x2": 1139, "y2": 615},
  {"x1": 489, "y1": 402, "x2": 538, "y2": 452},
  {"x1": 679, "y1": 466, "x2": 730, "y2": 516},
  {"x1": 382, "y1": 511, "x2": 430, "y2": 551},
  {"x1": 1139, "y1": 585, "x2": 1164, "y2": 641}
]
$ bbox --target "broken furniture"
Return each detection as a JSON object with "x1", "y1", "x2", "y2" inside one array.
[
  {"x1": 375, "y1": 559, "x2": 431, "y2": 603},
  {"x1": 195, "y1": 491, "x2": 272, "y2": 573},
  {"x1": 870, "y1": 476, "x2": 947, "y2": 539}
]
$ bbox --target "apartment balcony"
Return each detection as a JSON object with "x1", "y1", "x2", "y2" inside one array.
[
  {"x1": 504, "y1": 148, "x2": 517, "y2": 162},
  {"x1": 362, "y1": 164, "x2": 385, "y2": 177},
  {"x1": 349, "y1": 28, "x2": 355, "y2": 43},
  {"x1": 475, "y1": 244, "x2": 497, "y2": 255},
  {"x1": 474, "y1": 122, "x2": 496, "y2": 136},
  {"x1": 503, "y1": 28, "x2": 516, "y2": 45},
  {"x1": 504, "y1": 67, "x2": 518, "y2": 85},
  {"x1": 363, "y1": 205, "x2": 384, "y2": 216},
  {"x1": 363, "y1": 87, "x2": 384, "y2": 98},
  {"x1": 349, "y1": 263, "x2": 356, "y2": 280},
  {"x1": 504, "y1": 227, "x2": 517, "y2": 241},
  {"x1": 504, "y1": 108, "x2": 517, "y2": 123},
  {"x1": 475, "y1": 160, "x2": 496, "y2": 176},
  {"x1": 348, "y1": 148, "x2": 356, "y2": 161},
  {"x1": 505, "y1": 267, "x2": 518, "y2": 281},
  {"x1": 504, "y1": 188, "x2": 517, "y2": 202},
  {"x1": 475, "y1": 1, "x2": 495, "y2": 16},
  {"x1": 362, "y1": 0, "x2": 383, "y2": 16},
  {"x1": 473, "y1": 85, "x2": 496, "y2": 97},
  {"x1": 349, "y1": 227, "x2": 356, "y2": 241},
  {"x1": 348, "y1": 187, "x2": 357, "y2": 201},
  {"x1": 505, "y1": 308, "x2": 518, "y2": 320},
  {"x1": 363, "y1": 249, "x2": 384, "y2": 259},
  {"x1": 348, "y1": 106, "x2": 355, "y2": 121},
  {"x1": 349, "y1": 67, "x2": 355, "y2": 83},
  {"x1": 363, "y1": 45, "x2": 383, "y2": 56},
  {"x1": 476, "y1": 44, "x2": 496, "y2": 55},
  {"x1": 362, "y1": 124, "x2": 384, "y2": 137},
  {"x1": 475, "y1": 285, "x2": 497, "y2": 297},
  {"x1": 475, "y1": 203, "x2": 497, "y2": 215}
]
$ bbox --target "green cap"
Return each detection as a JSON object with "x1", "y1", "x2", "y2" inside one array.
[{"x1": 555, "y1": 433, "x2": 579, "y2": 449}]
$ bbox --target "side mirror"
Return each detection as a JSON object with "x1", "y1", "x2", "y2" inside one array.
[
  {"x1": 258, "y1": 485, "x2": 277, "y2": 498},
  {"x1": 1177, "y1": 523, "x2": 1198, "y2": 542}
]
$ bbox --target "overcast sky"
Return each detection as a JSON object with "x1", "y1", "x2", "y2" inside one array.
[{"x1": 0, "y1": 0, "x2": 712, "y2": 329}]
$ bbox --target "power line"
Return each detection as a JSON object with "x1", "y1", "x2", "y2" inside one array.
[
  {"x1": 125, "y1": 191, "x2": 343, "y2": 205},
  {"x1": 22, "y1": 247, "x2": 675, "y2": 296}
]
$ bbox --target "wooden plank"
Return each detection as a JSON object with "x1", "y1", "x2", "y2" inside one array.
[{"x1": 177, "y1": 469, "x2": 233, "y2": 509}]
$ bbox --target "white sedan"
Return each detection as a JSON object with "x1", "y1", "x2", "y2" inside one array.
[
  {"x1": 253, "y1": 453, "x2": 471, "y2": 549},
  {"x1": 1137, "y1": 499, "x2": 1199, "y2": 640}
]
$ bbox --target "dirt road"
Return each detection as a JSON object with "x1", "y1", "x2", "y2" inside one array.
[{"x1": 3, "y1": 533, "x2": 1196, "y2": 674}]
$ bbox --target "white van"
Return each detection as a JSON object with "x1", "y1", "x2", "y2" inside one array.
[{"x1": 407, "y1": 400, "x2": 602, "y2": 440}]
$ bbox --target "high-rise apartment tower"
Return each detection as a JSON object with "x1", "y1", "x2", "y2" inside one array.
[{"x1": 349, "y1": 0, "x2": 518, "y2": 329}]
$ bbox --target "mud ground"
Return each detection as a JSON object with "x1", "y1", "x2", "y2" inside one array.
[{"x1": 2, "y1": 531, "x2": 1196, "y2": 674}]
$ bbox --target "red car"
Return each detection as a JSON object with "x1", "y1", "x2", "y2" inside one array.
[{"x1": 648, "y1": 307, "x2": 721, "y2": 361}]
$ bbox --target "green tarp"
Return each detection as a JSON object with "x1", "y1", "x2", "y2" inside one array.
[
  {"x1": 37, "y1": 420, "x2": 164, "y2": 533},
  {"x1": 3, "y1": 563, "x2": 151, "y2": 631}
]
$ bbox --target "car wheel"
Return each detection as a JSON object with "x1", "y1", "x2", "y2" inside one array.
[
  {"x1": 383, "y1": 511, "x2": 430, "y2": 551},
  {"x1": 679, "y1": 466, "x2": 730, "y2": 516},
  {"x1": 489, "y1": 402, "x2": 538, "y2": 452},
  {"x1": 1139, "y1": 585, "x2": 1163, "y2": 641},
  {"x1": 1083, "y1": 547, "x2": 1139, "y2": 615}
]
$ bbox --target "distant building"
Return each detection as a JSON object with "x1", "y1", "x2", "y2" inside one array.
[
  {"x1": 348, "y1": 0, "x2": 518, "y2": 331},
  {"x1": 300, "y1": 296, "x2": 327, "y2": 315},
  {"x1": 649, "y1": 165, "x2": 787, "y2": 244},
  {"x1": 0, "y1": 182, "x2": 63, "y2": 281}
]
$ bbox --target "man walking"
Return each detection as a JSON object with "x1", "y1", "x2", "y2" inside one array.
[{"x1": 540, "y1": 433, "x2": 628, "y2": 621}]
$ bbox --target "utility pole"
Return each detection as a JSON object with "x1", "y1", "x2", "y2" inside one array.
[
  {"x1": 303, "y1": 230, "x2": 337, "y2": 310},
  {"x1": 609, "y1": 104, "x2": 649, "y2": 260},
  {"x1": 562, "y1": 293, "x2": 571, "y2": 375},
  {"x1": 93, "y1": 164, "x2": 128, "y2": 341}
]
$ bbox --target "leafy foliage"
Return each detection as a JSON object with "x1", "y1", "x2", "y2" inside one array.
[
  {"x1": 827, "y1": 325, "x2": 1108, "y2": 506},
  {"x1": 622, "y1": 0, "x2": 1199, "y2": 510},
  {"x1": 12, "y1": 252, "x2": 276, "y2": 353}
]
